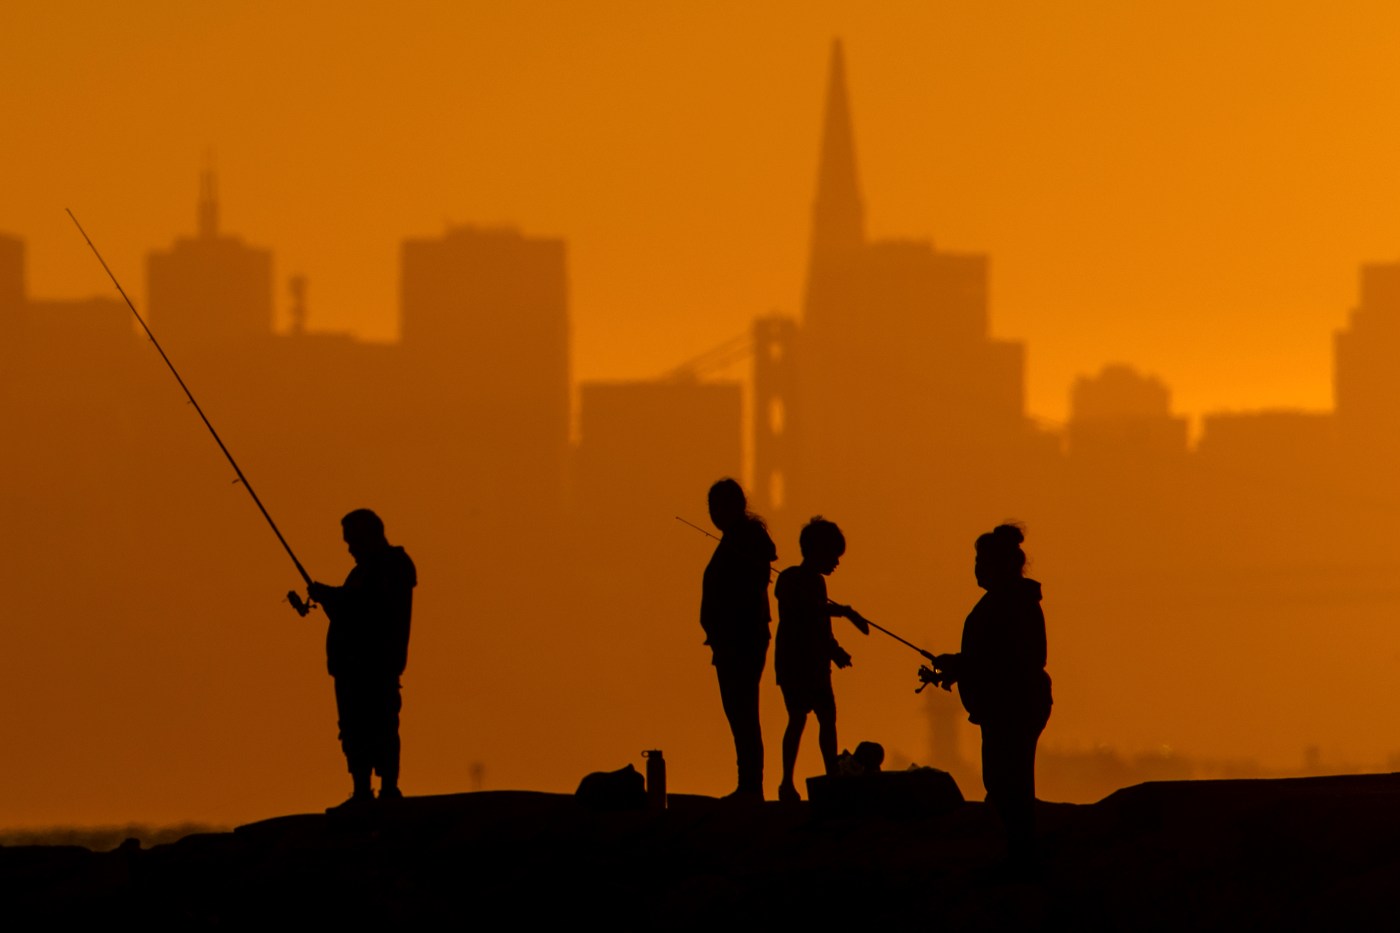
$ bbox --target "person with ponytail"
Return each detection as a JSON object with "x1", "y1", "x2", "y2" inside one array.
[
  {"x1": 700, "y1": 478, "x2": 778, "y2": 801},
  {"x1": 933, "y1": 523, "x2": 1052, "y2": 868}
]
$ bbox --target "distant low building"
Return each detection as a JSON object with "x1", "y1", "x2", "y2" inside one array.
[
  {"x1": 1068, "y1": 364, "x2": 1188, "y2": 459},
  {"x1": 1197, "y1": 410, "x2": 1333, "y2": 477}
]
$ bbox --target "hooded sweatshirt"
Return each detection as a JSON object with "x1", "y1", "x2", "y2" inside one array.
[
  {"x1": 956, "y1": 577, "x2": 1052, "y2": 727},
  {"x1": 699, "y1": 516, "x2": 777, "y2": 658},
  {"x1": 323, "y1": 545, "x2": 417, "y2": 679}
]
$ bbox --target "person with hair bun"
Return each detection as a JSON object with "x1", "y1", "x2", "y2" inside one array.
[{"x1": 932, "y1": 523, "x2": 1052, "y2": 867}]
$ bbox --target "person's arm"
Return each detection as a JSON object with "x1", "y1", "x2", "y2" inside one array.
[
  {"x1": 388, "y1": 587, "x2": 412, "y2": 674},
  {"x1": 829, "y1": 602, "x2": 871, "y2": 635},
  {"x1": 932, "y1": 652, "x2": 961, "y2": 683},
  {"x1": 758, "y1": 527, "x2": 778, "y2": 567},
  {"x1": 1029, "y1": 603, "x2": 1047, "y2": 669},
  {"x1": 699, "y1": 546, "x2": 727, "y2": 645},
  {"x1": 830, "y1": 639, "x2": 853, "y2": 669},
  {"x1": 826, "y1": 599, "x2": 854, "y2": 668},
  {"x1": 699, "y1": 584, "x2": 716, "y2": 645},
  {"x1": 308, "y1": 581, "x2": 346, "y2": 616}
]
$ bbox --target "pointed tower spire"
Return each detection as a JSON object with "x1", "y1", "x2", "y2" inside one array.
[
  {"x1": 809, "y1": 39, "x2": 865, "y2": 258},
  {"x1": 197, "y1": 154, "x2": 219, "y2": 239}
]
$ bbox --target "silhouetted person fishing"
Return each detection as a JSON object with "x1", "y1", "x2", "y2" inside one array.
[
  {"x1": 699, "y1": 479, "x2": 778, "y2": 802},
  {"x1": 775, "y1": 516, "x2": 869, "y2": 802},
  {"x1": 309, "y1": 509, "x2": 417, "y2": 810},
  {"x1": 924, "y1": 524, "x2": 1052, "y2": 868}
]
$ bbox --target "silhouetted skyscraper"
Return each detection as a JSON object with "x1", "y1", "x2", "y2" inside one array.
[
  {"x1": 804, "y1": 40, "x2": 865, "y2": 287},
  {"x1": 1335, "y1": 261, "x2": 1400, "y2": 460},
  {"x1": 146, "y1": 170, "x2": 274, "y2": 351},
  {"x1": 767, "y1": 40, "x2": 1035, "y2": 536},
  {"x1": 400, "y1": 225, "x2": 568, "y2": 415},
  {"x1": 399, "y1": 224, "x2": 571, "y2": 520}
]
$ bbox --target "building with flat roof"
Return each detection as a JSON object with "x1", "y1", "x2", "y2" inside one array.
[
  {"x1": 146, "y1": 170, "x2": 273, "y2": 352},
  {"x1": 398, "y1": 224, "x2": 572, "y2": 519}
]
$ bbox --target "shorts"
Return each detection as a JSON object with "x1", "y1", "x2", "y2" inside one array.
[{"x1": 780, "y1": 673, "x2": 835, "y2": 718}]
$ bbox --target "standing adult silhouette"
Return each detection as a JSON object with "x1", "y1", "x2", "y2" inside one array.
[
  {"x1": 933, "y1": 524, "x2": 1052, "y2": 867},
  {"x1": 699, "y1": 479, "x2": 777, "y2": 801},
  {"x1": 309, "y1": 509, "x2": 417, "y2": 809}
]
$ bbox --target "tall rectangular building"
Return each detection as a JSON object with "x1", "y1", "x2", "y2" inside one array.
[
  {"x1": 1335, "y1": 261, "x2": 1400, "y2": 447},
  {"x1": 400, "y1": 225, "x2": 569, "y2": 405},
  {"x1": 398, "y1": 224, "x2": 571, "y2": 519},
  {"x1": 146, "y1": 171, "x2": 273, "y2": 352}
]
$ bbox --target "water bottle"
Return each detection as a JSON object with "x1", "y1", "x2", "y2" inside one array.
[{"x1": 642, "y1": 749, "x2": 667, "y2": 810}]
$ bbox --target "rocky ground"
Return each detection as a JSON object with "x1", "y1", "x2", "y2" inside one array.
[{"x1": 8, "y1": 774, "x2": 1400, "y2": 928}]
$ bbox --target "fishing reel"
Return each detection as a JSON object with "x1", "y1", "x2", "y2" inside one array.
[
  {"x1": 287, "y1": 590, "x2": 315, "y2": 617},
  {"x1": 916, "y1": 664, "x2": 953, "y2": 694}
]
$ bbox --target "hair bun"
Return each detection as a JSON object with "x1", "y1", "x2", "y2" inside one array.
[{"x1": 992, "y1": 523, "x2": 1025, "y2": 545}]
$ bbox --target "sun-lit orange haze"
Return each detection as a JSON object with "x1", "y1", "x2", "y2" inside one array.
[
  {"x1": 9, "y1": 1, "x2": 1400, "y2": 828},
  {"x1": 12, "y1": 1, "x2": 1400, "y2": 419}
]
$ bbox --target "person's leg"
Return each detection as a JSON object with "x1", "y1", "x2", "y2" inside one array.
[
  {"x1": 981, "y1": 721, "x2": 1041, "y2": 865},
  {"x1": 374, "y1": 678, "x2": 404, "y2": 797},
  {"x1": 813, "y1": 680, "x2": 838, "y2": 775},
  {"x1": 779, "y1": 691, "x2": 808, "y2": 801},
  {"x1": 1003, "y1": 722, "x2": 1043, "y2": 863},
  {"x1": 717, "y1": 653, "x2": 765, "y2": 796},
  {"x1": 334, "y1": 678, "x2": 373, "y2": 801}
]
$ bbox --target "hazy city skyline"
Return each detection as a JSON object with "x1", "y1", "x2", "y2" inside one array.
[
  {"x1": 10, "y1": 2, "x2": 1400, "y2": 425},
  {"x1": 11, "y1": 6, "x2": 1400, "y2": 831}
]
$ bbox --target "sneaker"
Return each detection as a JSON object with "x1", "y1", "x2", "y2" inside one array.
[{"x1": 378, "y1": 786, "x2": 404, "y2": 803}]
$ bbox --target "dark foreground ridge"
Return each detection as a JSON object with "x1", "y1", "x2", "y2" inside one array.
[{"x1": 9, "y1": 774, "x2": 1400, "y2": 928}]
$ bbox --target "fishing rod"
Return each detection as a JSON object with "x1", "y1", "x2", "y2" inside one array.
[
  {"x1": 66, "y1": 209, "x2": 315, "y2": 617},
  {"x1": 675, "y1": 515, "x2": 937, "y2": 661}
]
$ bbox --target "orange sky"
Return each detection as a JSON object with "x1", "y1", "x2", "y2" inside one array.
[
  {"x1": 7, "y1": 0, "x2": 1400, "y2": 425},
  {"x1": 12, "y1": 2, "x2": 1400, "y2": 827}
]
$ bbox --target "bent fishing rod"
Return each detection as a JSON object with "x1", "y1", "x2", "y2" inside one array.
[
  {"x1": 675, "y1": 515, "x2": 937, "y2": 661},
  {"x1": 67, "y1": 209, "x2": 315, "y2": 617}
]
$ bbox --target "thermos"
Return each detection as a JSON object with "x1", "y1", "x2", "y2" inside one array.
[{"x1": 643, "y1": 749, "x2": 667, "y2": 810}]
